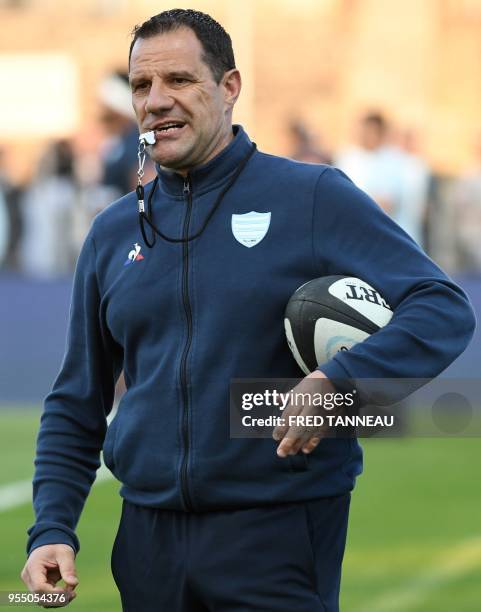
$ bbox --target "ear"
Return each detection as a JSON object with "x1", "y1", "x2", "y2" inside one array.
[{"x1": 222, "y1": 69, "x2": 241, "y2": 109}]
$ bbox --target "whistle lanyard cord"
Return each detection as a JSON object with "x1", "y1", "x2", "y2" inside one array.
[{"x1": 138, "y1": 143, "x2": 257, "y2": 247}]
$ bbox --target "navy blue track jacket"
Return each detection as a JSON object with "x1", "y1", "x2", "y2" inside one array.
[{"x1": 27, "y1": 126, "x2": 476, "y2": 555}]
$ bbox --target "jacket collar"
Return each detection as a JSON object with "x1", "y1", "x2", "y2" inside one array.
[{"x1": 154, "y1": 125, "x2": 253, "y2": 196}]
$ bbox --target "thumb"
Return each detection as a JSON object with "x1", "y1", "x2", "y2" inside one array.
[{"x1": 56, "y1": 551, "x2": 78, "y2": 588}]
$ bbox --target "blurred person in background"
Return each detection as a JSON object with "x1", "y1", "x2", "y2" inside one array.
[
  {"x1": 336, "y1": 112, "x2": 428, "y2": 247},
  {"x1": 20, "y1": 140, "x2": 77, "y2": 279},
  {"x1": 288, "y1": 118, "x2": 332, "y2": 164},
  {"x1": 450, "y1": 132, "x2": 481, "y2": 272},
  {"x1": 0, "y1": 151, "x2": 11, "y2": 269},
  {"x1": 0, "y1": 148, "x2": 23, "y2": 271},
  {"x1": 98, "y1": 70, "x2": 154, "y2": 201},
  {"x1": 336, "y1": 112, "x2": 404, "y2": 217},
  {"x1": 68, "y1": 73, "x2": 156, "y2": 258},
  {"x1": 0, "y1": 189, "x2": 9, "y2": 269},
  {"x1": 397, "y1": 128, "x2": 431, "y2": 248}
]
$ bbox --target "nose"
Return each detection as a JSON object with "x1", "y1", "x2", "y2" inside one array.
[{"x1": 145, "y1": 78, "x2": 175, "y2": 114}]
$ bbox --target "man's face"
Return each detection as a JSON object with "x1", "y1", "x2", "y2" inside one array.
[
  {"x1": 129, "y1": 27, "x2": 239, "y2": 173},
  {"x1": 358, "y1": 120, "x2": 385, "y2": 151}
]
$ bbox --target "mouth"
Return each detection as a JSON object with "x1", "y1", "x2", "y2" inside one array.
[{"x1": 151, "y1": 122, "x2": 187, "y2": 138}]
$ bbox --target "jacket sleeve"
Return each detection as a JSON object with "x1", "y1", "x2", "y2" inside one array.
[
  {"x1": 26, "y1": 230, "x2": 122, "y2": 556},
  {"x1": 312, "y1": 166, "x2": 476, "y2": 385}
]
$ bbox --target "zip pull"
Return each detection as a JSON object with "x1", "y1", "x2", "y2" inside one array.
[{"x1": 183, "y1": 176, "x2": 191, "y2": 196}]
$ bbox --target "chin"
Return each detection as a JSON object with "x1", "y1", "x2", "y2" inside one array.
[{"x1": 150, "y1": 144, "x2": 192, "y2": 170}]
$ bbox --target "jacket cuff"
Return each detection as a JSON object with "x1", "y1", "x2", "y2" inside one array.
[
  {"x1": 27, "y1": 527, "x2": 79, "y2": 558},
  {"x1": 316, "y1": 357, "x2": 362, "y2": 399},
  {"x1": 316, "y1": 356, "x2": 351, "y2": 381}
]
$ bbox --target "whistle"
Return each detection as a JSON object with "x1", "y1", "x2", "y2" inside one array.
[{"x1": 139, "y1": 131, "x2": 156, "y2": 145}]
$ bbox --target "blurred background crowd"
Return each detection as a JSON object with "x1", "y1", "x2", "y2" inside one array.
[
  {"x1": 0, "y1": 70, "x2": 155, "y2": 278},
  {"x1": 1, "y1": 0, "x2": 481, "y2": 280},
  {"x1": 2, "y1": 106, "x2": 481, "y2": 278}
]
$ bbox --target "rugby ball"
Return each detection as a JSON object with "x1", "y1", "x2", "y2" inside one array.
[{"x1": 284, "y1": 276, "x2": 393, "y2": 374}]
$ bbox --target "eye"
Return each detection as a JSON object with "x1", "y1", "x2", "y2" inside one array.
[
  {"x1": 173, "y1": 77, "x2": 189, "y2": 85},
  {"x1": 132, "y1": 81, "x2": 149, "y2": 93}
]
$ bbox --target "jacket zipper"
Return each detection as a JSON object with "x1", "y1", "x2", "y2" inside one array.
[{"x1": 179, "y1": 175, "x2": 194, "y2": 510}]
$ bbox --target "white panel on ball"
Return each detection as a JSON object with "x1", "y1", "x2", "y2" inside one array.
[
  {"x1": 314, "y1": 318, "x2": 370, "y2": 364},
  {"x1": 328, "y1": 277, "x2": 393, "y2": 328}
]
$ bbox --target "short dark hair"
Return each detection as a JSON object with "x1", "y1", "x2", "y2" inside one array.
[
  {"x1": 129, "y1": 9, "x2": 236, "y2": 84},
  {"x1": 362, "y1": 112, "x2": 387, "y2": 132}
]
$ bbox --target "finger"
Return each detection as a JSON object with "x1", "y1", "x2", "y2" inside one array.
[
  {"x1": 33, "y1": 583, "x2": 66, "y2": 595},
  {"x1": 302, "y1": 437, "x2": 321, "y2": 454},
  {"x1": 276, "y1": 417, "x2": 311, "y2": 455},
  {"x1": 280, "y1": 419, "x2": 322, "y2": 455},
  {"x1": 20, "y1": 564, "x2": 33, "y2": 591},
  {"x1": 288, "y1": 437, "x2": 306, "y2": 455},
  {"x1": 23, "y1": 563, "x2": 51, "y2": 593},
  {"x1": 56, "y1": 551, "x2": 78, "y2": 589},
  {"x1": 273, "y1": 403, "x2": 302, "y2": 441},
  {"x1": 277, "y1": 434, "x2": 300, "y2": 457}
]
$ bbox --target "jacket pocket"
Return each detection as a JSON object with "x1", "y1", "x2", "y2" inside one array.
[{"x1": 286, "y1": 452, "x2": 309, "y2": 472}]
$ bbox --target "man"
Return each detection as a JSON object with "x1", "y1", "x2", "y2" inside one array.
[
  {"x1": 336, "y1": 112, "x2": 404, "y2": 217},
  {"x1": 451, "y1": 131, "x2": 481, "y2": 271},
  {"x1": 21, "y1": 9, "x2": 475, "y2": 611}
]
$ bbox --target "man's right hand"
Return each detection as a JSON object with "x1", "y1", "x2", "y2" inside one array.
[{"x1": 21, "y1": 544, "x2": 78, "y2": 607}]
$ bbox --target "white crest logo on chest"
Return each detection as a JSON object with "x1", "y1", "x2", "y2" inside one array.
[{"x1": 231, "y1": 211, "x2": 271, "y2": 248}]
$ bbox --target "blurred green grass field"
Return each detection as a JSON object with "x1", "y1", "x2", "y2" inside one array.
[{"x1": 0, "y1": 408, "x2": 480, "y2": 611}]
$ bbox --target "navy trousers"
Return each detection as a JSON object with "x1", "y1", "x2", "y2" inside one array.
[{"x1": 111, "y1": 493, "x2": 351, "y2": 611}]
